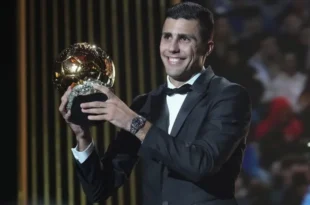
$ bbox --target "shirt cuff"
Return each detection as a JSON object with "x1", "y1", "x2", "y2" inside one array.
[{"x1": 71, "y1": 141, "x2": 95, "y2": 164}]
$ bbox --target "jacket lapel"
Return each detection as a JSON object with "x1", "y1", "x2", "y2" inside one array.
[
  {"x1": 169, "y1": 90, "x2": 205, "y2": 137},
  {"x1": 170, "y1": 66, "x2": 215, "y2": 137}
]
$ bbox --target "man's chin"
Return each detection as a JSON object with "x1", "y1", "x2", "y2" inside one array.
[
  {"x1": 165, "y1": 65, "x2": 183, "y2": 74},
  {"x1": 165, "y1": 70, "x2": 181, "y2": 79},
  {"x1": 166, "y1": 73, "x2": 190, "y2": 82}
]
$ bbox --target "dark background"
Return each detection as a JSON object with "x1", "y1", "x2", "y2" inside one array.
[{"x1": 1, "y1": 0, "x2": 18, "y2": 202}]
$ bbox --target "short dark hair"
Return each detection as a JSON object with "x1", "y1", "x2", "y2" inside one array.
[{"x1": 166, "y1": 2, "x2": 214, "y2": 43}]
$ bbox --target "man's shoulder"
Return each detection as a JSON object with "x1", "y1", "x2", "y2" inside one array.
[
  {"x1": 209, "y1": 74, "x2": 247, "y2": 94},
  {"x1": 132, "y1": 92, "x2": 148, "y2": 102},
  {"x1": 208, "y1": 75, "x2": 252, "y2": 114}
]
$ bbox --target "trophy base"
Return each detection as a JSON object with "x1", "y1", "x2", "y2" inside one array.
[{"x1": 69, "y1": 93, "x2": 108, "y2": 126}]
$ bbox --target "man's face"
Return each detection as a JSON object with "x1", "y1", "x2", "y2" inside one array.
[{"x1": 160, "y1": 18, "x2": 211, "y2": 81}]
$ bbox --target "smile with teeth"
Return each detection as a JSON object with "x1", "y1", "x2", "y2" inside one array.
[{"x1": 168, "y1": 57, "x2": 183, "y2": 64}]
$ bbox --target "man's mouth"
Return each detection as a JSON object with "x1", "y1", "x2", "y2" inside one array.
[{"x1": 167, "y1": 57, "x2": 184, "y2": 65}]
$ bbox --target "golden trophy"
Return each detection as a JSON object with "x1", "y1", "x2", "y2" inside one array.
[{"x1": 52, "y1": 42, "x2": 115, "y2": 126}]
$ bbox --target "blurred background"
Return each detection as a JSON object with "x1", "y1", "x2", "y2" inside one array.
[{"x1": 3, "y1": 0, "x2": 310, "y2": 204}]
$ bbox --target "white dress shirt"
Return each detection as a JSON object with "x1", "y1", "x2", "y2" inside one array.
[
  {"x1": 71, "y1": 70, "x2": 203, "y2": 163},
  {"x1": 166, "y1": 72, "x2": 202, "y2": 134}
]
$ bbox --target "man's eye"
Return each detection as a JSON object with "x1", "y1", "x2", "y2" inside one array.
[
  {"x1": 180, "y1": 37, "x2": 189, "y2": 42},
  {"x1": 163, "y1": 34, "x2": 171, "y2": 39}
]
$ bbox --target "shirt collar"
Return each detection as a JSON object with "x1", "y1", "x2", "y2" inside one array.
[{"x1": 166, "y1": 67, "x2": 205, "y2": 89}]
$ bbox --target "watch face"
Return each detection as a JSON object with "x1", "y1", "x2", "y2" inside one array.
[
  {"x1": 130, "y1": 116, "x2": 146, "y2": 134},
  {"x1": 134, "y1": 117, "x2": 143, "y2": 127}
]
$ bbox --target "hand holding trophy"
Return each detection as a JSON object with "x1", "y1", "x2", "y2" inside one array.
[{"x1": 53, "y1": 42, "x2": 115, "y2": 126}]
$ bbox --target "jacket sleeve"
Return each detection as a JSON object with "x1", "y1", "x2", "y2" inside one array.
[
  {"x1": 74, "y1": 94, "x2": 147, "y2": 203},
  {"x1": 75, "y1": 130, "x2": 141, "y2": 203},
  {"x1": 138, "y1": 84, "x2": 252, "y2": 182}
]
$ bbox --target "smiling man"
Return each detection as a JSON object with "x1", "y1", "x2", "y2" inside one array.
[
  {"x1": 160, "y1": 17, "x2": 212, "y2": 85},
  {"x1": 59, "y1": 2, "x2": 252, "y2": 205}
]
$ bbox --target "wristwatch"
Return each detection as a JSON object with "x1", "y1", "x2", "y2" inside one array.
[{"x1": 130, "y1": 115, "x2": 146, "y2": 134}]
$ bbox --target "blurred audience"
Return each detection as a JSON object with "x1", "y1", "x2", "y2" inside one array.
[
  {"x1": 263, "y1": 52, "x2": 307, "y2": 112},
  {"x1": 208, "y1": 1, "x2": 310, "y2": 204}
]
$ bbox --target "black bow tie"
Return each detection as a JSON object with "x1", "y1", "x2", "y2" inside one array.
[{"x1": 164, "y1": 84, "x2": 192, "y2": 96}]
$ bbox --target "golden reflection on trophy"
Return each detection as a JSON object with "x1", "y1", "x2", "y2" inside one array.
[{"x1": 52, "y1": 42, "x2": 116, "y2": 126}]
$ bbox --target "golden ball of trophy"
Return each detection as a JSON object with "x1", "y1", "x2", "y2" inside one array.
[{"x1": 52, "y1": 42, "x2": 115, "y2": 126}]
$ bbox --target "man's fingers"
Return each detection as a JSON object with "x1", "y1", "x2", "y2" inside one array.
[
  {"x1": 93, "y1": 84, "x2": 113, "y2": 98},
  {"x1": 80, "y1": 101, "x2": 107, "y2": 109},
  {"x1": 88, "y1": 114, "x2": 107, "y2": 121},
  {"x1": 59, "y1": 86, "x2": 72, "y2": 115},
  {"x1": 64, "y1": 110, "x2": 71, "y2": 121},
  {"x1": 81, "y1": 108, "x2": 107, "y2": 114},
  {"x1": 59, "y1": 95, "x2": 69, "y2": 114},
  {"x1": 59, "y1": 100, "x2": 66, "y2": 114}
]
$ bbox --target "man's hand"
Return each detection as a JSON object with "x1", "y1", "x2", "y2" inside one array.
[
  {"x1": 81, "y1": 84, "x2": 139, "y2": 132},
  {"x1": 59, "y1": 86, "x2": 91, "y2": 150}
]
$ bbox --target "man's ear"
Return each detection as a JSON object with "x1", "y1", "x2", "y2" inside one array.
[
  {"x1": 205, "y1": 40, "x2": 214, "y2": 56},
  {"x1": 200, "y1": 40, "x2": 214, "y2": 64},
  {"x1": 201, "y1": 40, "x2": 214, "y2": 59}
]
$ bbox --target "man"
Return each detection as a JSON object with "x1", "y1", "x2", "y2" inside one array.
[{"x1": 59, "y1": 2, "x2": 251, "y2": 205}]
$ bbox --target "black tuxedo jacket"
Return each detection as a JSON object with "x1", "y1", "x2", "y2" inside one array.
[{"x1": 75, "y1": 66, "x2": 252, "y2": 205}]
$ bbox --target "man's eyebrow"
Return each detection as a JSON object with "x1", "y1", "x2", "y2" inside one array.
[
  {"x1": 162, "y1": 32, "x2": 171, "y2": 35},
  {"x1": 161, "y1": 32, "x2": 197, "y2": 41},
  {"x1": 178, "y1": 33, "x2": 197, "y2": 41}
]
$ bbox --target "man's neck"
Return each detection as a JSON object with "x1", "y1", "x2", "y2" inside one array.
[{"x1": 168, "y1": 78, "x2": 188, "y2": 88}]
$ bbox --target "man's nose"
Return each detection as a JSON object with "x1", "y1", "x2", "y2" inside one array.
[{"x1": 168, "y1": 39, "x2": 180, "y2": 53}]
